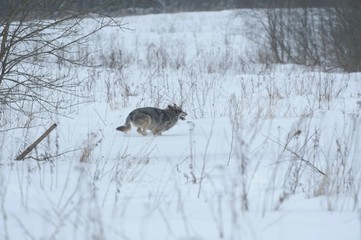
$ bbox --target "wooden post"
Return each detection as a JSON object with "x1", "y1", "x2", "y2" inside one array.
[{"x1": 15, "y1": 123, "x2": 57, "y2": 161}]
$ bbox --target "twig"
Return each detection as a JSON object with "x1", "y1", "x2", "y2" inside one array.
[
  {"x1": 266, "y1": 134, "x2": 327, "y2": 176},
  {"x1": 197, "y1": 118, "x2": 215, "y2": 198},
  {"x1": 22, "y1": 148, "x2": 82, "y2": 161},
  {"x1": 15, "y1": 123, "x2": 57, "y2": 160}
]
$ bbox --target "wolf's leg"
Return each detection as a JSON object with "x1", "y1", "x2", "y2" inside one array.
[
  {"x1": 152, "y1": 128, "x2": 162, "y2": 135},
  {"x1": 132, "y1": 114, "x2": 151, "y2": 136},
  {"x1": 137, "y1": 127, "x2": 147, "y2": 136},
  {"x1": 142, "y1": 127, "x2": 148, "y2": 136}
]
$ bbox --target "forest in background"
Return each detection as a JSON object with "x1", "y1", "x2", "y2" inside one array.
[{"x1": 0, "y1": 0, "x2": 336, "y2": 17}]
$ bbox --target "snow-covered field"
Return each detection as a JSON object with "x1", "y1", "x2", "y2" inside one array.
[{"x1": 1, "y1": 10, "x2": 361, "y2": 240}]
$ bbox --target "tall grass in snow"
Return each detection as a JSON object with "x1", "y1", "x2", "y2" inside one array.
[{"x1": 1, "y1": 10, "x2": 360, "y2": 239}]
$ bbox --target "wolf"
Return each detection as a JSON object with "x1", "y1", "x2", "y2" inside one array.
[{"x1": 116, "y1": 104, "x2": 187, "y2": 136}]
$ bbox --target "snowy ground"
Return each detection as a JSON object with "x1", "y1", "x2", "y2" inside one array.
[{"x1": 1, "y1": 10, "x2": 361, "y2": 240}]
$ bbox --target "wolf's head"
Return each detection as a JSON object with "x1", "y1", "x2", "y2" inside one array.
[{"x1": 168, "y1": 104, "x2": 187, "y2": 120}]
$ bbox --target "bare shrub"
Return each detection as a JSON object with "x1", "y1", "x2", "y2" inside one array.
[
  {"x1": 228, "y1": 94, "x2": 264, "y2": 211},
  {"x1": 79, "y1": 131, "x2": 103, "y2": 163},
  {"x1": 251, "y1": 1, "x2": 361, "y2": 72},
  {"x1": 325, "y1": 1, "x2": 361, "y2": 72},
  {"x1": 144, "y1": 40, "x2": 185, "y2": 71},
  {"x1": 145, "y1": 42, "x2": 169, "y2": 70},
  {"x1": 0, "y1": 1, "x2": 124, "y2": 121},
  {"x1": 265, "y1": 108, "x2": 361, "y2": 211}
]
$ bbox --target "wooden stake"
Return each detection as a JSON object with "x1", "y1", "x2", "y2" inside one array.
[{"x1": 15, "y1": 123, "x2": 57, "y2": 161}]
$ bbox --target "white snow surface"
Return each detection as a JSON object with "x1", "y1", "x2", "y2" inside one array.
[{"x1": 1, "y1": 10, "x2": 361, "y2": 240}]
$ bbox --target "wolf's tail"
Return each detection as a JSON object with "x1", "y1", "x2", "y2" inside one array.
[{"x1": 116, "y1": 115, "x2": 131, "y2": 132}]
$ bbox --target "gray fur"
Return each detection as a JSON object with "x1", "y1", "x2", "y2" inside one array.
[{"x1": 116, "y1": 104, "x2": 187, "y2": 136}]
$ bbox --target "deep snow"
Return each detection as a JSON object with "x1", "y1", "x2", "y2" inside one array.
[{"x1": 1, "y1": 10, "x2": 360, "y2": 240}]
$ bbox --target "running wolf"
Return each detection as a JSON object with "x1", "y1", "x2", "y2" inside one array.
[{"x1": 116, "y1": 104, "x2": 187, "y2": 136}]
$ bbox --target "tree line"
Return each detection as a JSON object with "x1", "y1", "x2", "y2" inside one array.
[
  {"x1": 255, "y1": 0, "x2": 361, "y2": 72},
  {"x1": 0, "y1": 0, "x2": 333, "y2": 17}
]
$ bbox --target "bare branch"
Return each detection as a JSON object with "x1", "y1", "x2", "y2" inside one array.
[{"x1": 0, "y1": 0, "x2": 125, "y2": 121}]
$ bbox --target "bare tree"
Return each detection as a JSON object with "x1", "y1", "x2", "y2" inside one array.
[
  {"x1": 0, "y1": 0, "x2": 123, "y2": 119},
  {"x1": 327, "y1": 0, "x2": 361, "y2": 71},
  {"x1": 251, "y1": 0, "x2": 361, "y2": 72}
]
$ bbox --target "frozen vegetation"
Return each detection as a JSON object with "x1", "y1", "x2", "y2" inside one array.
[{"x1": 0, "y1": 10, "x2": 360, "y2": 240}]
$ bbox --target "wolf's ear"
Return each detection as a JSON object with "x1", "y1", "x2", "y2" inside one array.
[
  {"x1": 168, "y1": 105, "x2": 172, "y2": 109},
  {"x1": 173, "y1": 103, "x2": 178, "y2": 108}
]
